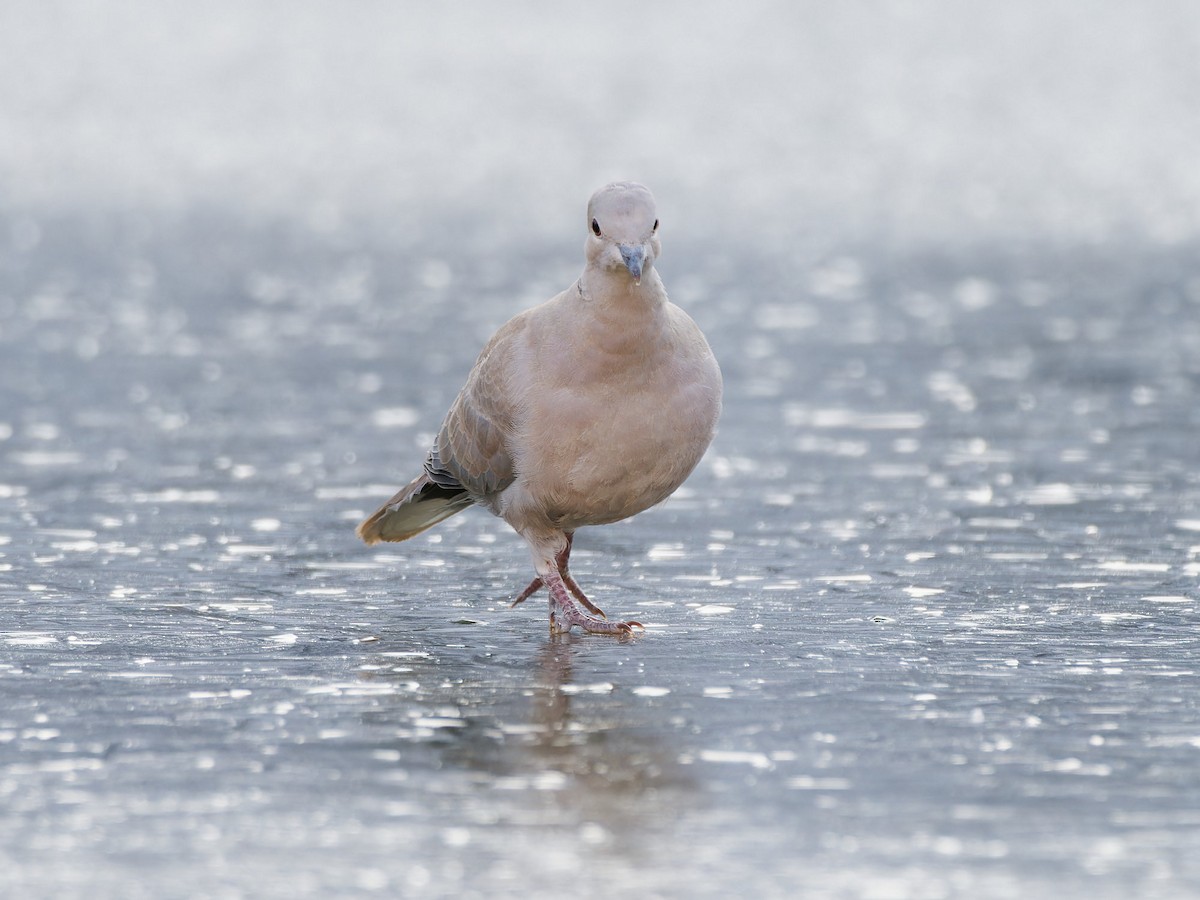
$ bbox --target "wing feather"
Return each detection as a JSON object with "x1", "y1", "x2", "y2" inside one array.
[{"x1": 430, "y1": 316, "x2": 526, "y2": 501}]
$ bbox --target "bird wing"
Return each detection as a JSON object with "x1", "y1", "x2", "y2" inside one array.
[{"x1": 429, "y1": 315, "x2": 527, "y2": 501}]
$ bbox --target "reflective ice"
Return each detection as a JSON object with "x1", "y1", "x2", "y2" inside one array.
[{"x1": 4, "y1": 3, "x2": 1200, "y2": 898}]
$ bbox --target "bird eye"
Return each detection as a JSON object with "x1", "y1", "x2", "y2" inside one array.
[
  {"x1": 591, "y1": 218, "x2": 601, "y2": 237},
  {"x1": 652, "y1": 219, "x2": 659, "y2": 232}
]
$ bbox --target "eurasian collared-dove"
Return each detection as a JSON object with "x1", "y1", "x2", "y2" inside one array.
[{"x1": 357, "y1": 182, "x2": 722, "y2": 635}]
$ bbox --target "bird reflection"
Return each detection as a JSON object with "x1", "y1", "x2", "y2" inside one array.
[
  {"x1": 368, "y1": 634, "x2": 696, "y2": 855},
  {"x1": 512, "y1": 637, "x2": 676, "y2": 793},
  {"x1": 529, "y1": 636, "x2": 576, "y2": 742},
  {"x1": 507, "y1": 637, "x2": 699, "y2": 845}
]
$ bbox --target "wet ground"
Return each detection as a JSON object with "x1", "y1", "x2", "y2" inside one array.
[{"x1": 4, "y1": 3, "x2": 1200, "y2": 898}]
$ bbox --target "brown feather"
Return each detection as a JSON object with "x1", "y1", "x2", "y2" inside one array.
[{"x1": 356, "y1": 473, "x2": 475, "y2": 544}]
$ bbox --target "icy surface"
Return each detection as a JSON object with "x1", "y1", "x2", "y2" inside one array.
[{"x1": 3, "y1": 3, "x2": 1200, "y2": 898}]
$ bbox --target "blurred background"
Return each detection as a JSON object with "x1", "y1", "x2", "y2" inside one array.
[
  {"x1": 4, "y1": 0, "x2": 1200, "y2": 249},
  {"x1": 3, "y1": 2, "x2": 1200, "y2": 898}
]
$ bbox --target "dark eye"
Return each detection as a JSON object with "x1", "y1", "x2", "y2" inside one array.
[
  {"x1": 652, "y1": 219, "x2": 659, "y2": 232},
  {"x1": 591, "y1": 218, "x2": 601, "y2": 237}
]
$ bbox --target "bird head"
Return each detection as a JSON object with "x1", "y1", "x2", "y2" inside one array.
[{"x1": 584, "y1": 182, "x2": 661, "y2": 286}]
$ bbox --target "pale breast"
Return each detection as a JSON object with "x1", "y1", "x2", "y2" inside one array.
[{"x1": 512, "y1": 326, "x2": 721, "y2": 530}]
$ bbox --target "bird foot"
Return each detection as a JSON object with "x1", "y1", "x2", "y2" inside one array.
[
  {"x1": 543, "y1": 570, "x2": 642, "y2": 637},
  {"x1": 512, "y1": 573, "x2": 609, "y2": 619},
  {"x1": 510, "y1": 535, "x2": 608, "y2": 618},
  {"x1": 550, "y1": 601, "x2": 643, "y2": 636}
]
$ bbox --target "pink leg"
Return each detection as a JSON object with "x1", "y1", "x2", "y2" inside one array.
[
  {"x1": 511, "y1": 576, "x2": 544, "y2": 607},
  {"x1": 543, "y1": 567, "x2": 642, "y2": 636},
  {"x1": 511, "y1": 533, "x2": 608, "y2": 618}
]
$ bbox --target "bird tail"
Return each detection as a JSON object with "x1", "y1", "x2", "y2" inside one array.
[{"x1": 356, "y1": 473, "x2": 475, "y2": 544}]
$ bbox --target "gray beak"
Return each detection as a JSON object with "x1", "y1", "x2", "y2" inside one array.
[{"x1": 619, "y1": 244, "x2": 646, "y2": 282}]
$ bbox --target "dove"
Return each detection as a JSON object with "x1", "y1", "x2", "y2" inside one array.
[{"x1": 357, "y1": 182, "x2": 722, "y2": 635}]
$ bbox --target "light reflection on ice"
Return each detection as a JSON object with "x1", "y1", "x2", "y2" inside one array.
[
  {"x1": 927, "y1": 370, "x2": 977, "y2": 411},
  {"x1": 3, "y1": 632, "x2": 59, "y2": 645},
  {"x1": 49, "y1": 540, "x2": 99, "y2": 552},
  {"x1": 305, "y1": 682, "x2": 405, "y2": 696},
  {"x1": 1097, "y1": 561, "x2": 1171, "y2": 573},
  {"x1": 696, "y1": 749, "x2": 773, "y2": 770},
  {"x1": 210, "y1": 601, "x2": 273, "y2": 613},
  {"x1": 220, "y1": 544, "x2": 279, "y2": 557},
  {"x1": 903, "y1": 587, "x2": 945, "y2": 598},
  {"x1": 788, "y1": 776, "x2": 852, "y2": 790},
  {"x1": 493, "y1": 771, "x2": 569, "y2": 792},
  {"x1": 38, "y1": 528, "x2": 96, "y2": 539},
  {"x1": 784, "y1": 407, "x2": 927, "y2": 430},
  {"x1": 9, "y1": 451, "x2": 84, "y2": 466},
  {"x1": 8, "y1": 758, "x2": 104, "y2": 775},
  {"x1": 558, "y1": 682, "x2": 613, "y2": 695},
  {"x1": 108, "y1": 671, "x2": 173, "y2": 679},
  {"x1": 131, "y1": 489, "x2": 220, "y2": 503},
  {"x1": 631, "y1": 686, "x2": 671, "y2": 697},
  {"x1": 1045, "y1": 758, "x2": 1113, "y2": 777},
  {"x1": 1095, "y1": 612, "x2": 1150, "y2": 624},
  {"x1": 188, "y1": 689, "x2": 251, "y2": 700},
  {"x1": 1017, "y1": 483, "x2": 1080, "y2": 506}
]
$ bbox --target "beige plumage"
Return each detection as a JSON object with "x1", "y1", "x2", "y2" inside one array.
[{"x1": 358, "y1": 182, "x2": 722, "y2": 635}]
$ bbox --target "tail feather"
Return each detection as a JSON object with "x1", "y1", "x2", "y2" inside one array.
[{"x1": 356, "y1": 473, "x2": 475, "y2": 544}]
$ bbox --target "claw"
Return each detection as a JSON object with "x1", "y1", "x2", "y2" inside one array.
[
  {"x1": 542, "y1": 568, "x2": 641, "y2": 637},
  {"x1": 568, "y1": 578, "x2": 607, "y2": 619},
  {"x1": 512, "y1": 535, "x2": 639, "y2": 636},
  {"x1": 512, "y1": 576, "x2": 543, "y2": 607}
]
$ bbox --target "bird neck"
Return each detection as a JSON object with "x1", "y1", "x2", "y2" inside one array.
[{"x1": 577, "y1": 268, "x2": 666, "y2": 314}]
